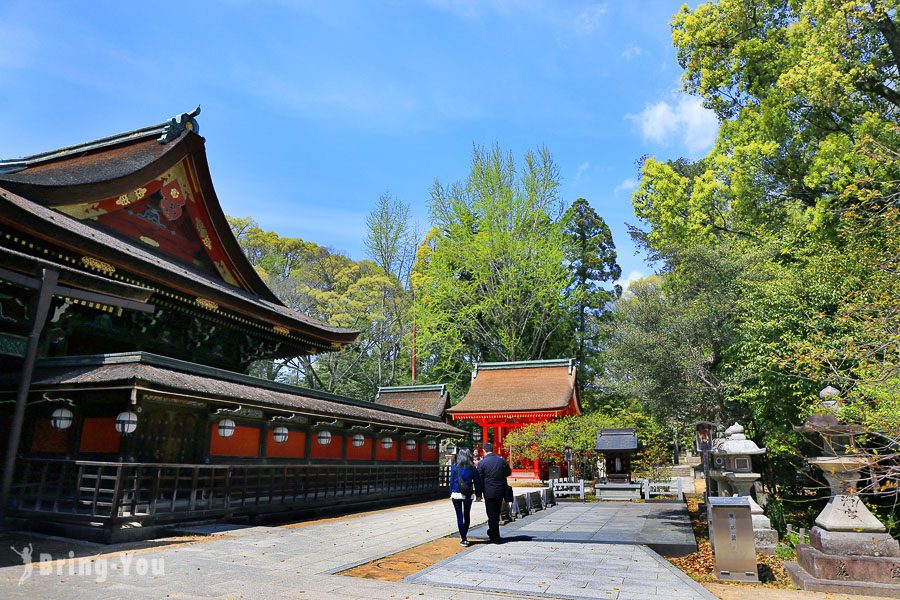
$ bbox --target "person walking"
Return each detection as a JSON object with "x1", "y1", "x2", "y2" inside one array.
[
  {"x1": 477, "y1": 442, "x2": 511, "y2": 544},
  {"x1": 449, "y1": 447, "x2": 482, "y2": 546}
]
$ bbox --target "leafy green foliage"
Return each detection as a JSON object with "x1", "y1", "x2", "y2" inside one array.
[
  {"x1": 228, "y1": 215, "x2": 409, "y2": 400},
  {"x1": 412, "y1": 144, "x2": 575, "y2": 394},
  {"x1": 609, "y1": 0, "x2": 899, "y2": 513},
  {"x1": 563, "y1": 198, "x2": 621, "y2": 406},
  {"x1": 503, "y1": 403, "x2": 665, "y2": 478}
]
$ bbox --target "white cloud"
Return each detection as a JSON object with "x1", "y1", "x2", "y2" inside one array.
[
  {"x1": 614, "y1": 177, "x2": 639, "y2": 195},
  {"x1": 575, "y1": 161, "x2": 591, "y2": 182},
  {"x1": 616, "y1": 269, "x2": 646, "y2": 293},
  {"x1": 574, "y1": 3, "x2": 608, "y2": 34},
  {"x1": 622, "y1": 44, "x2": 643, "y2": 60},
  {"x1": 628, "y1": 94, "x2": 719, "y2": 156}
]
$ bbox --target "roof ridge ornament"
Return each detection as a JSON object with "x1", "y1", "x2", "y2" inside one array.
[{"x1": 157, "y1": 106, "x2": 201, "y2": 144}]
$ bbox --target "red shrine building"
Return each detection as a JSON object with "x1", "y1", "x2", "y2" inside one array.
[
  {"x1": 0, "y1": 110, "x2": 462, "y2": 542},
  {"x1": 447, "y1": 359, "x2": 581, "y2": 479}
]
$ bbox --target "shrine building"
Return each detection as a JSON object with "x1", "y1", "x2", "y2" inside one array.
[
  {"x1": 0, "y1": 110, "x2": 462, "y2": 542},
  {"x1": 375, "y1": 384, "x2": 450, "y2": 422},
  {"x1": 447, "y1": 359, "x2": 581, "y2": 479}
]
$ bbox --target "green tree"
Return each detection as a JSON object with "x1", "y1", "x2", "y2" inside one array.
[
  {"x1": 562, "y1": 198, "x2": 621, "y2": 400},
  {"x1": 412, "y1": 144, "x2": 573, "y2": 393},
  {"x1": 227, "y1": 216, "x2": 397, "y2": 400},
  {"x1": 614, "y1": 0, "x2": 900, "y2": 512},
  {"x1": 363, "y1": 192, "x2": 416, "y2": 387}
]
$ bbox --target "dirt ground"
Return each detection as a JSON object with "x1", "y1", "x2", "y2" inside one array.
[
  {"x1": 337, "y1": 536, "x2": 480, "y2": 581},
  {"x1": 705, "y1": 582, "x2": 888, "y2": 600}
]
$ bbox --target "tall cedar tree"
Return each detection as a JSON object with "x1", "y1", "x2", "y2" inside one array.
[{"x1": 563, "y1": 198, "x2": 620, "y2": 396}]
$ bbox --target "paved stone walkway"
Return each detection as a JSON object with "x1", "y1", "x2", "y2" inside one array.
[
  {"x1": 406, "y1": 540, "x2": 713, "y2": 600},
  {"x1": 0, "y1": 497, "x2": 708, "y2": 599},
  {"x1": 468, "y1": 501, "x2": 697, "y2": 556}
]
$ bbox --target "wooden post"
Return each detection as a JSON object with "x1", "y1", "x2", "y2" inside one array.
[{"x1": 0, "y1": 269, "x2": 57, "y2": 521}]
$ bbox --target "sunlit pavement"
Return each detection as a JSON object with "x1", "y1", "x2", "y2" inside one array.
[{"x1": 1, "y1": 494, "x2": 712, "y2": 599}]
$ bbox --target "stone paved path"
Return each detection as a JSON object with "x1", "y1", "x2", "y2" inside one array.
[
  {"x1": 468, "y1": 501, "x2": 697, "y2": 556},
  {"x1": 0, "y1": 496, "x2": 708, "y2": 599},
  {"x1": 406, "y1": 540, "x2": 713, "y2": 600}
]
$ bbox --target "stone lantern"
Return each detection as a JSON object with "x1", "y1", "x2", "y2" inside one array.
[
  {"x1": 785, "y1": 388, "x2": 900, "y2": 595},
  {"x1": 709, "y1": 422, "x2": 778, "y2": 554}
]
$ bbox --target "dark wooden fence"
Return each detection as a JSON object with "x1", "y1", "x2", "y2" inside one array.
[{"x1": 10, "y1": 458, "x2": 450, "y2": 531}]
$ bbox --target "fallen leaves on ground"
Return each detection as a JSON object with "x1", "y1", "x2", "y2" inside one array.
[{"x1": 669, "y1": 494, "x2": 795, "y2": 589}]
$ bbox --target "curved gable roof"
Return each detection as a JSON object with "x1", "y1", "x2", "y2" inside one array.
[
  {"x1": 447, "y1": 359, "x2": 581, "y2": 415},
  {"x1": 0, "y1": 111, "x2": 358, "y2": 351}
]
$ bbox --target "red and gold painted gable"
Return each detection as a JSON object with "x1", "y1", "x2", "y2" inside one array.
[
  {"x1": 448, "y1": 394, "x2": 581, "y2": 425},
  {"x1": 53, "y1": 156, "x2": 246, "y2": 290}
]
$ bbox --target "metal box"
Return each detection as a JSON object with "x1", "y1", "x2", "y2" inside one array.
[{"x1": 708, "y1": 496, "x2": 758, "y2": 582}]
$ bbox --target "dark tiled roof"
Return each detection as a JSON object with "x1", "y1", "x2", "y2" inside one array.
[
  {"x1": 0, "y1": 184, "x2": 356, "y2": 348},
  {"x1": 3, "y1": 352, "x2": 463, "y2": 436},
  {"x1": 594, "y1": 428, "x2": 639, "y2": 452},
  {"x1": 0, "y1": 112, "x2": 358, "y2": 350},
  {"x1": 0, "y1": 137, "x2": 170, "y2": 188},
  {"x1": 375, "y1": 385, "x2": 449, "y2": 418},
  {"x1": 447, "y1": 359, "x2": 579, "y2": 414}
]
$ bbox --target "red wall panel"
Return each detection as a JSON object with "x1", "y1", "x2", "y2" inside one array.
[
  {"x1": 31, "y1": 419, "x2": 70, "y2": 454},
  {"x1": 400, "y1": 440, "x2": 419, "y2": 462},
  {"x1": 310, "y1": 433, "x2": 343, "y2": 460},
  {"x1": 265, "y1": 429, "x2": 306, "y2": 458},
  {"x1": 375, "y1": 437, "x2": 399, "y2": 461},
  {"x1": 210, "y1": 424, "x2": 260, "y2": 457},
  {"x1": 346, "y1": 435, "x2": 373, "y2": 461},
  {"x1": 421, "y1": 444, "x2": 439, "y2": 462},
  {"x1": 79, "y1": 418, "x2": 121, "y2": 454}
]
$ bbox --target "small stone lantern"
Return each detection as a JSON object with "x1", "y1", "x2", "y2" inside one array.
[{"x1": 710, "y1": 422, "x2": 778, "y2": 554}]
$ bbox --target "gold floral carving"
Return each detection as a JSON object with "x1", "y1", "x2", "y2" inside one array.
[
  {"x1": 195, "y1": 298, "x2": 219, "y2": 311},
  {"x1": 116, "y1": 194, "x2": 132, "y2": 206},
  {"x1": 81, "y1": 256, "x2": 115, "y2": 275},
  {"x1": 273, "y1": 325, "x2": 290, "y2": 336},
  {"x1": 195, "y1": 218, "x2": 212, "y2": 250},
  {"x1": 57, "y1": 202, "x2": 107, "y2": 220},
  {"x1": 134, "y1": 187, "x2": 147, "y2": 200},
  {"x1": 213, "y1": 260, "x2": 240, "y2": 286}
]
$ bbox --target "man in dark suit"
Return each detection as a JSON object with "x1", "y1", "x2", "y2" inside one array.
[{"x1": 477, "y1": 442, "x2": 511, "y2": 544}]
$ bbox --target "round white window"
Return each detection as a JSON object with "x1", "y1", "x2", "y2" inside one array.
[
  {"x1": 351, "y1": 434, "x2": 365, "y2": 447},
  {"x1": 380, "y1": 437, "x2": 393, "y2": 449},
  {"x1": 317, "y1": 430, "x2": 332, "y2": 446},
  {"x1": 405, "y1": 439, "x2": 417, "y2": 451}
]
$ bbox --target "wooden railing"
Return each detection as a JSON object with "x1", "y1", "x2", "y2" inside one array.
[{"x1": 9, "y1": 458, "x2": 448, "y2": 526}]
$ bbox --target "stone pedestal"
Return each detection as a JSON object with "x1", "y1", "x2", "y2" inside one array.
[
  {"x1": 725, "y1": 473, "x2": 778, "y2": 555},
  {"x1": 786, "y1": 476, "x2": 900, "y2": 595},
  {"x1": 786, "y1": 539, "x2": 900, "y2": 597},
  {"x1": 787, "y1": 395, "x2": 900, "y2": 596}
]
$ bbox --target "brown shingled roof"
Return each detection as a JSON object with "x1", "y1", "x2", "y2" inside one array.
[
  {"x1": 376, "y1": 385, "x2": 449, "y2": 418},
  {"x1": 0, "y1": 112, "x2": 359, "y2": 351},
  {"x1": 2, "y1": 353, "x2": 463, "y2": 437},
  {"x1": 447, "y1": 359, "x2": 580, "y2": 415}
]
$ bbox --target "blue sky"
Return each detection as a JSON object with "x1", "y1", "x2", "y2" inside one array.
[{"x1": 0, "y1": 0, "x2": 717, "y2": 286}]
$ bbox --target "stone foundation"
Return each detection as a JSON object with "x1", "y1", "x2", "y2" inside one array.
[
  {"x1": 810, "y1": 526, "x2": 900, "y2": 558},
  {"x1": 785, "y1": 561, "x2": 900, "y2": 598}
]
